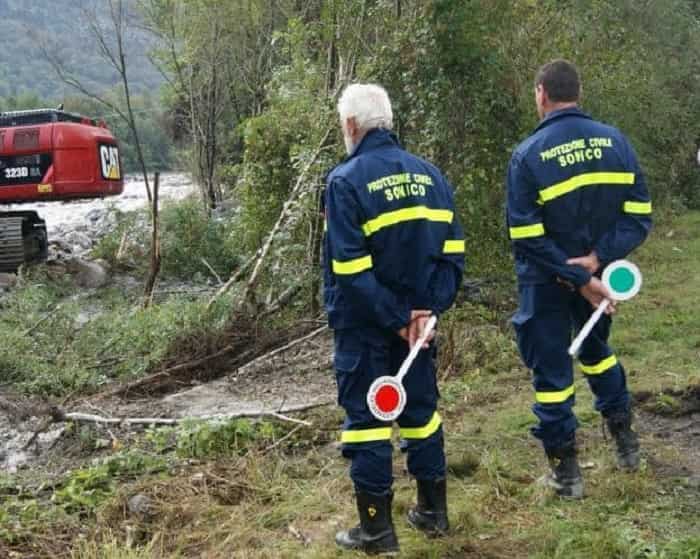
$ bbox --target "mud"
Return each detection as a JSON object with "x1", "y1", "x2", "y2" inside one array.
[
  {"x1": 160, "y1": 331, "x2": 334, "y2": 418},
  {"x1": 642, "y1": 411, "x2": 700, "y2": 483},
  {"x1": 636, "y1": 386, "x2": 700, "y2": 483},
  {"x1": 0, "y1": 328, "x2": 336, "y2": 473},
  {"x1": 0, "y1": 391, "x2": 64, "y2": 473}
]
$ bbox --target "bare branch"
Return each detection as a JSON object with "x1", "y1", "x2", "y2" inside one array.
[{"x1": 241, "y1": 126, "x2": 334, "y2": 305}]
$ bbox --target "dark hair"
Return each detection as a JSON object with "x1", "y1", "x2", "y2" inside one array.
[{"x1": 535, "y1": 59, "x2": 580, "y2": 102}]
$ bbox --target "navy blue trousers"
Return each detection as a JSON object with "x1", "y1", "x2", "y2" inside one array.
[
  {"x1": 513, "y1": 282, "x2": 631, "y2": 452},
  {"x1": 333, "y1": 326, "x2": 445, "y2": 495}
]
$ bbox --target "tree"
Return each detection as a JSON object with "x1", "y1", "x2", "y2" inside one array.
[
  {"x1": 141, "y1": 0, "x2": 289, "y2": 212},
  {"x1": 38, "y1": 0, "x2": 154, "y2": 201}
]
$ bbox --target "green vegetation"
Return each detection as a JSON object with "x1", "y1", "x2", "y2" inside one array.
[
  {"x1": 2, "y1": 1, "x2": 700, "y2": 557},
  {"x1": 1, "y1": 211, "x2": 698, "y2": 558},
  {"x1": 0, "y1": 267, "x2": 233, "y2": 396},
  {"x1": 93, "y1": 197, "x2": 240, "y2": 281},
  {"x1": 141, "y1": 0, "x2": 700, "y2": 292}
]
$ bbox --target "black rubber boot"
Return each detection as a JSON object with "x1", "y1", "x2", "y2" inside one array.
[
  {"x1": 606, "y1": 410, "x2": 640, "y2": 471},
  {"x1": 407, "y1": 478, "x2": 449, "y2": 536},
  {"x1": 335, "y1": 490, "x2": 399, "y2": 555},
  {"x1": 543, "y1": 444, "x2": 584, "y2": 499}
]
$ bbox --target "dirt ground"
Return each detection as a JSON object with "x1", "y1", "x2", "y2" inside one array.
[
  {"x1": 637, "y1": 386, "x2": 700, "y2": 486},
  {"x1": 0, "y1": 329, "x2": 336, "y2": 475}
]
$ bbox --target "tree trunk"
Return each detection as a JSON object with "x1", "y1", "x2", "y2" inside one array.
[{"x1": 143, "y1": 172, "x2": 161, "y2": 308}]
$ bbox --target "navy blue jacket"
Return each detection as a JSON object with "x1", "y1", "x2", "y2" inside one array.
[
  {"x1": 324, "y1": 128, "x2": 465, "y2": 331},
  {"x1": 506, "y1": 108, "x2": 652, "y2": 287}
]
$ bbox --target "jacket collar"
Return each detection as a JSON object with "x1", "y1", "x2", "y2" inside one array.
[
  {"x1": 346, "y1": 128, "x2": 400, "y2": 160},
  {"x1": 534, "y1": 106, "x2": 591, "y2": 133}
]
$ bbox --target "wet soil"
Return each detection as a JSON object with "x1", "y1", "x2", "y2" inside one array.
[
  {"x1": 636, "y1": 386, "x2": 700, "y2": 484},
  {"x1": 0, "y1": 329, "x2": 336, "y2": 474}
]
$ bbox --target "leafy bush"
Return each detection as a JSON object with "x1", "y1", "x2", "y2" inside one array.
[
  {"x1": 0, "y1": 269, "x2": 232, "y2": 396},
  {"x1": 175, "y1": 418, "x2": 278, "y2": 458},
  {"x1": 93, "y1": 197, "x2": 241, "y2": 281},
  {"x1": 159, "y1": 197, "x2": 240, "y2": 279},
  {"x1": 52, "y1": 451, "x2": 167, "y2": 513}
]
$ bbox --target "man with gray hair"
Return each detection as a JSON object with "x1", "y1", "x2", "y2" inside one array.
[{"x1": 324, "y1": 83, "x2": 465, "y2": 553}]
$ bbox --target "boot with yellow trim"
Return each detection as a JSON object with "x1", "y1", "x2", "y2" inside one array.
[
  {"x1": 543, "y1": 443, "x2": 584, "y2": 499},
  {"x1": 407, "y1": 478, "x2": 449, "y2": 536},
  {"x1": 335, "y1": 490, "x2": 399, "y2": 555},
  {"x1": 605, "y1": 409, "x2": 640, "y2": 471}
]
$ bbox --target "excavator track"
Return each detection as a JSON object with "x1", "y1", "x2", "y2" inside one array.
[{"x1": 0, "y1": 212, "x2": 48, "y2": 272}]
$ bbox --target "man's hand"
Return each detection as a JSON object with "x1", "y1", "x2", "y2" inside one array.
[
  {"x1": 398, "y1": 310, "x2": 435, "y2": 348},
  {"x1": 567, "y1": 251, "x2": 600, "y2": 274},
  {"x1": 580, "y1": 277, "x2": 616, "y2": 314}
]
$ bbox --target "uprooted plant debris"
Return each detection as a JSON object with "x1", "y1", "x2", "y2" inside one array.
[
  {"x1": 103, "y1": 313, "x2": 325, "y2": 400},
  {"x1": 635, "y1": 385, "x2": 700, "y2": 417}
]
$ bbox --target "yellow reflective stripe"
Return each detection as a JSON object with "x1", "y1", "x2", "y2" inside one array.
[
  {"x1": 580, "y1": 355, "x2": 618, "y2": 375},
  {"x1": 362, "y1": 206, "x2": 453, "y2": 236},
  {"x1": 509, "y1": 223, "x2": 545, "y2": 239},
  {"x1": 623, "y1": 201, "x2": 652, "y2": 215},
  {"x1": 341, "y1": 426, "x2": 392, "y2": 444},
  {"x1": 400, "y1": 412, "x2": 442, "y2": 439},
  {"x1": 443, "y1": 240, "x2": 465, "y2": 254},
  {"x1": 535, "y1": 385, "x2": 575, "y2": 404},
  {"x1": 332, "y1": 255, "x2": 373, "y2": 275},
  {"x1": 538, "y1": 172, "x2": 635, "y2": 203}
]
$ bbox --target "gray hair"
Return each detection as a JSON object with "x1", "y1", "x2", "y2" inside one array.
[{"x1": 337, "y1": 83, "x2": 393, "y2": 131}]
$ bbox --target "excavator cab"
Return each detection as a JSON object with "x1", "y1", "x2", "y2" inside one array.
[{"x1": 0, "y1": 109, "x2": 124, "y2": 271}]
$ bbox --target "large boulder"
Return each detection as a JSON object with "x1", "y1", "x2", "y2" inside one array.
[
  {"x1": 65, "y1": 257, "x2": 109, "y2": 288},
  {"x1": 64, "y1": 231, "x2": 93, "y2": 252}
]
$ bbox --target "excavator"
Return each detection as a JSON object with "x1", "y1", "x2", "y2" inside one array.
[{"x1": 0, "y1": 108, "x2": 123, "y2": 272}]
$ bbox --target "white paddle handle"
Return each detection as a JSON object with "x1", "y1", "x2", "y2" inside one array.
[
  {"x1": 396, "y1": 315, "x2": 437, "y2": 382},
  {"x1": 568, "y1": 299, "x2": 609, "y2": 357}
]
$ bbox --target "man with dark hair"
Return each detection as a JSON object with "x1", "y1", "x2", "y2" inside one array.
[
  {"x1": 535, "y1": 59, "x2": 581, "y2": 103},
  {"x1": 506, "y1": 59, "x2": 652, "y2": 498}
]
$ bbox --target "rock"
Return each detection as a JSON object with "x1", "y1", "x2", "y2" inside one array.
[
  {"x1": 0, "y1": 273, "x2": 17, "y2": 289},
  {"x1": 86, "y1": 208, "x2": 104, "y2": 222},
  {"x1": 127, "y1": 494, "x2": 153, "y2": 516},
  {"x1": 65, "y1": 258, "x2": 109, "y2": 288},
  {"x1": 45, "y1": 263, "x2": 68, "y2": 280},
  {"x1": 64, "y1": 231, "x2": 93, "y2": 251},
  {"x1": 49, "y1": 238, "x2": 74, "y2": 254}
]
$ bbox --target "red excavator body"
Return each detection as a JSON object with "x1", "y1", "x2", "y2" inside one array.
[
  {"x1": 0, "y1": 109, "x2": 124, "y2": 271},
  {"x1": 0, "y1": 109, "x2": 123, "y2": 203}
]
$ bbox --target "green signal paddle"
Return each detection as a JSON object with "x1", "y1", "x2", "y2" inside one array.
[{"x1": 568, "y1": 259, "x2": 642, "y2": 357}]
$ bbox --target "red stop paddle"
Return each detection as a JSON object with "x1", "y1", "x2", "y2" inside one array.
[{"x1": 367, "y1": 315, "x2": 437, "y2": 421}]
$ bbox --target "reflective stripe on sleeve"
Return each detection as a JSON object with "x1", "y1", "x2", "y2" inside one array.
[
  {"x1": 341, "y1": 426, "x2": 392, "y2": 444},
  {"x1": 332, "y1": 255, "x2": 373, "y2": 275},
  {"x1": 538, "y1": 172, "x2": 635, "y2": 204},
  {"x1": 443, "y1": 240, "x2": 465, "y2": 254},
  {"x1": 580, "y1": 355, "x2": 618, "y2": 375},
  {"x1": 361, "y1": 206, "x2": 453, "y2": 236},
  {"x1": 623, "y1": 201, "x2": 652, "y2": 215},
  {"x1": 535, "y1": 384, "x2": 575, "y2": 404},
  {"x1": 509, "y1": 223, "x2": 545, "y2": 239},
  {"x1": 399, "y1": 412, "x2": 442, "y2": 440}
]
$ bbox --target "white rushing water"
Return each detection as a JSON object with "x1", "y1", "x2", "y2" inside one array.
[{"x1": 6, "y1": 172, "x2": 195, "y2": 234}]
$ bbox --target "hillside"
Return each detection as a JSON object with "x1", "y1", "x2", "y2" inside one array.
[{"x1": 0, "y1": 0, "x2": 162, "y2": 100}]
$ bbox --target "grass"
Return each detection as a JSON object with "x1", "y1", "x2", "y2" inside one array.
[
  {"x1": 1, "y1": 211, "x2": 700, "y2": 558},
  {"x1": 0, "y1": 267, "x2": 235, "y2": 396}
]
